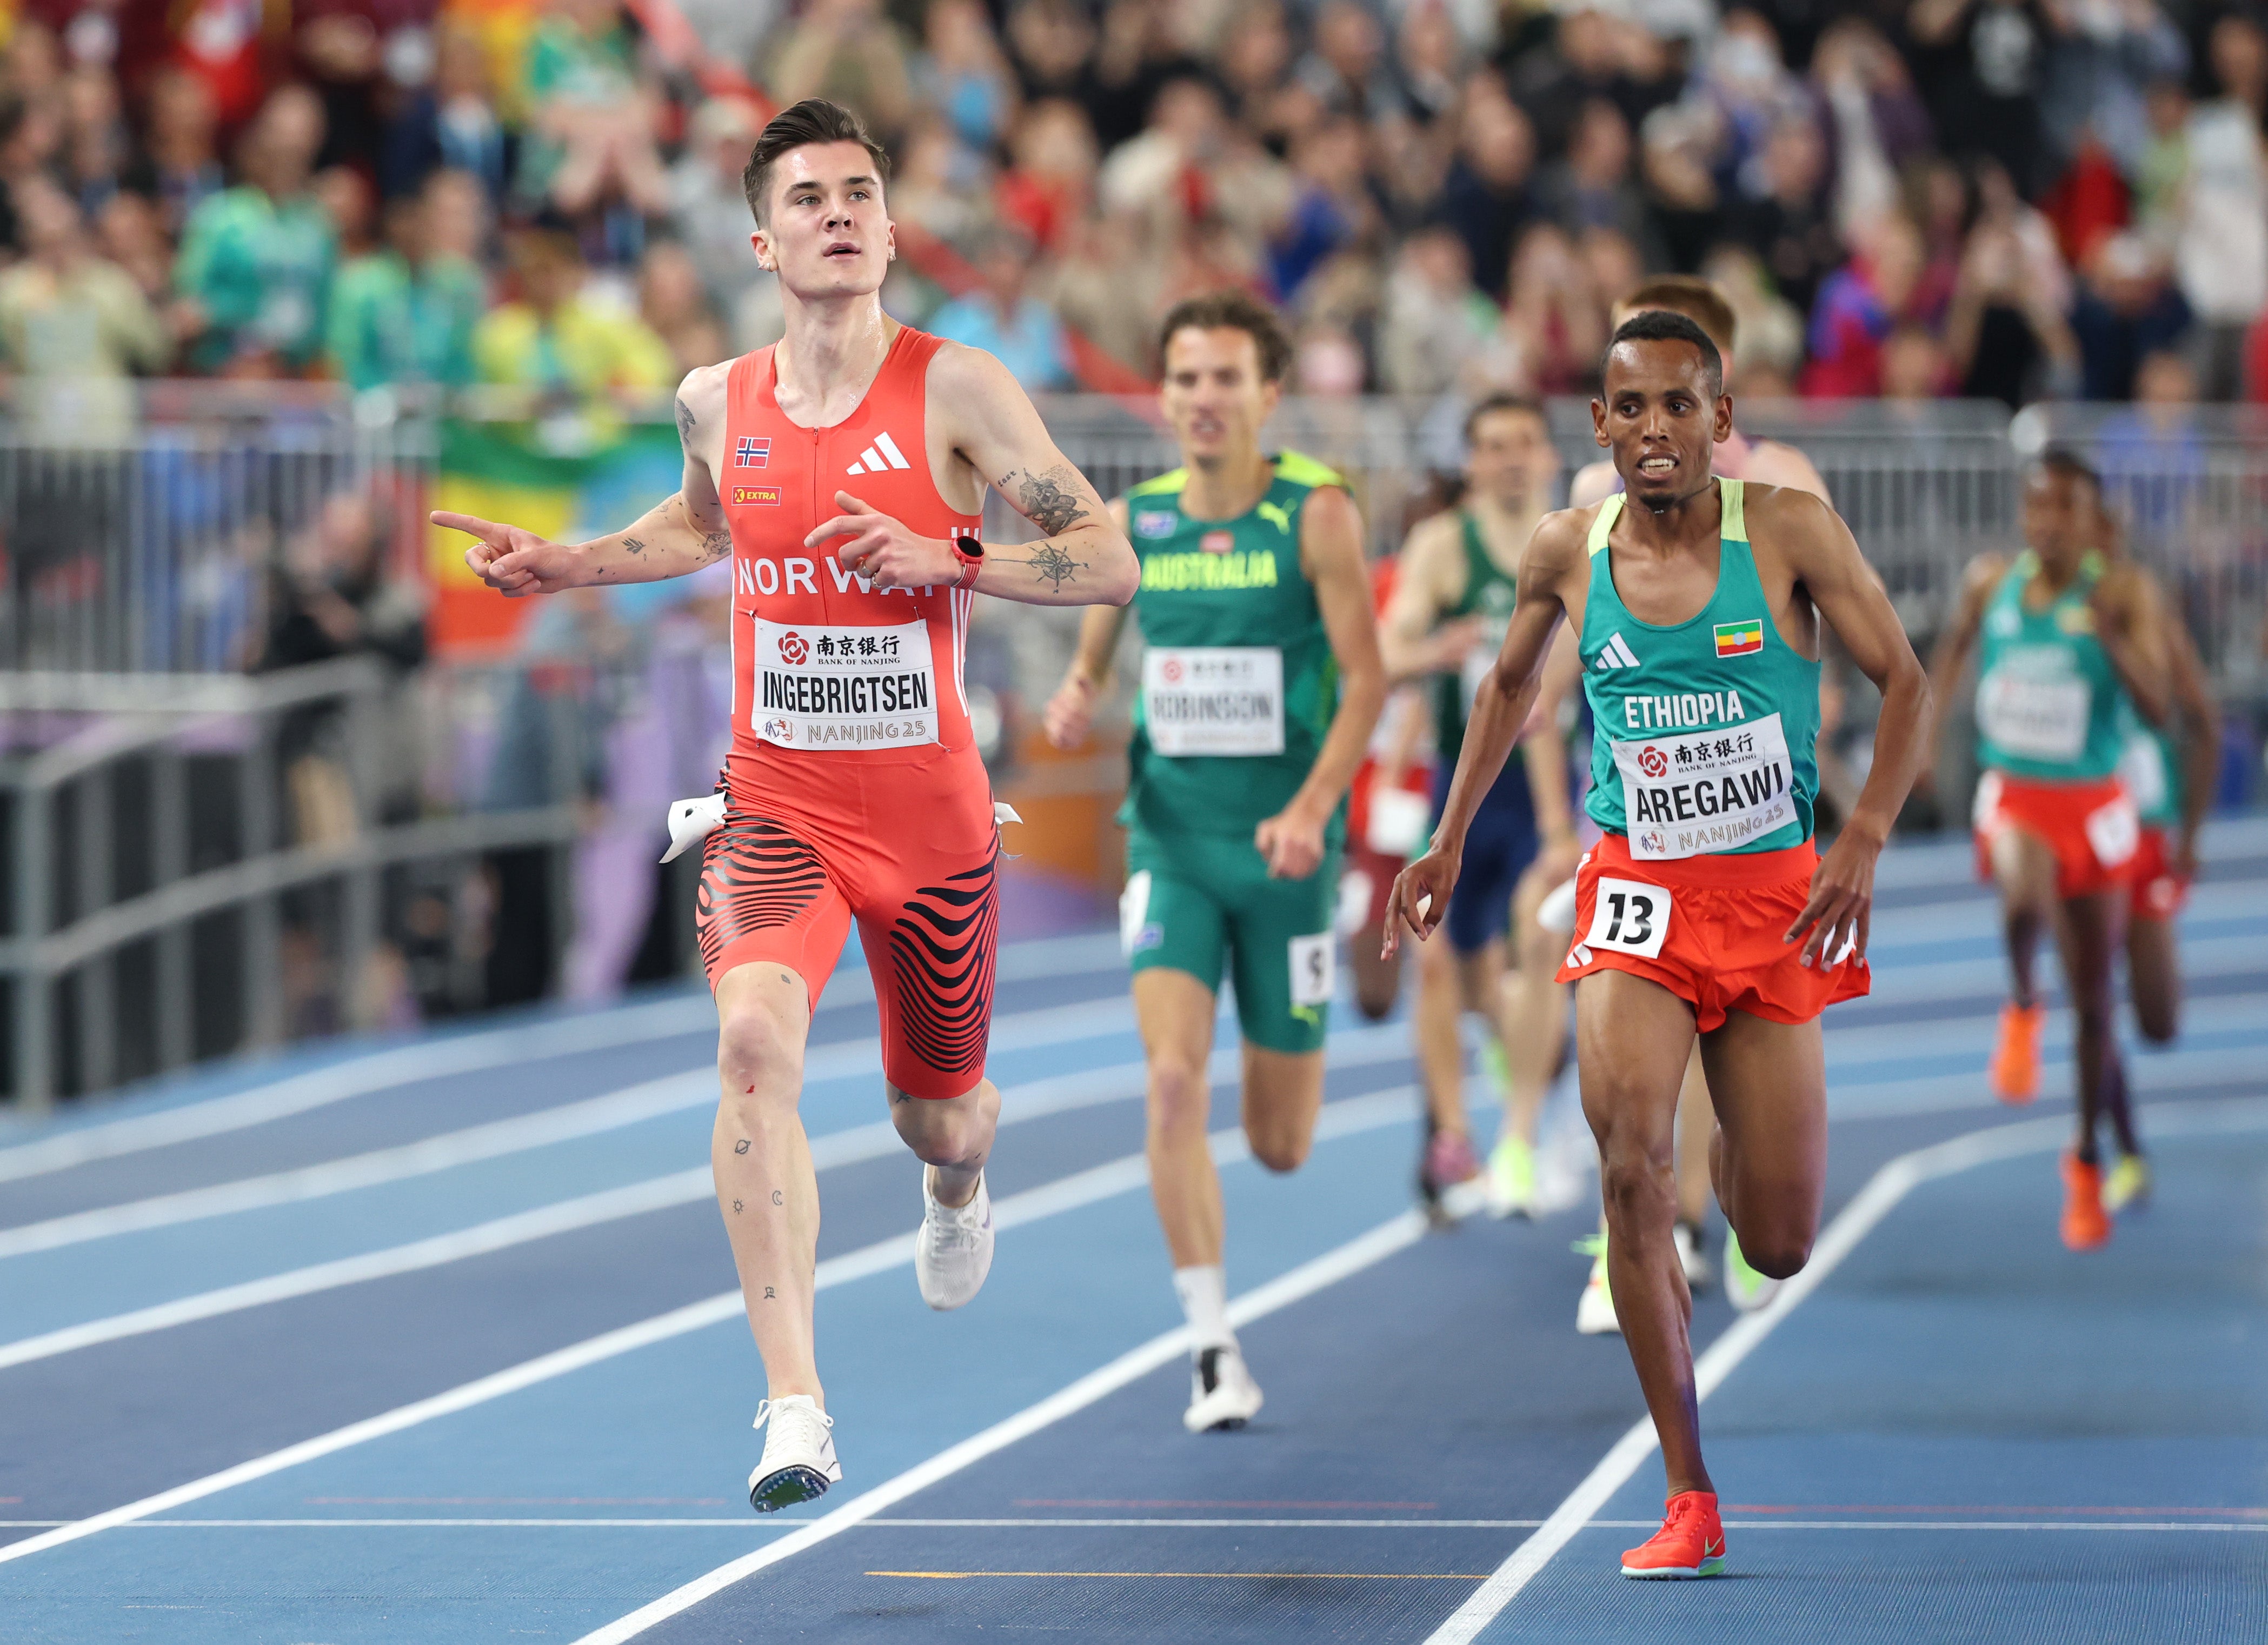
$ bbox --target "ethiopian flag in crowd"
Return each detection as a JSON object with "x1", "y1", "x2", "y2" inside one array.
[{"x1": 425, "y1": 417, "x2": 685, "y2": 655}]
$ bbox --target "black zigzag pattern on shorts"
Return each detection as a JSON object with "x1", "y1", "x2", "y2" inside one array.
[
  {"x1": 696, "y1": 820, "x2": 827, "y2": 975},
  {"x1": 888, "y1": 854, "x2": 999, "y2": 1079}
]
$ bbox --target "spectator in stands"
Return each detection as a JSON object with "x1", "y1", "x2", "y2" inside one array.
[
  {"x1": 517, "y1": 0, "x2": 670, "y2": 224},
  {"x1": 2037, "y1": 0, "x2": 2186, "y2": 180},
  {"x1": 1811, "y1": 19, "x2": 1935, "y2": 239},
  {"x1": 472, "y1": 227, "x2": 675, "y2": 407},
  {"x1": 1802, "y1": 213, "x2": 1924, "y2": 397},
  {"x1": 1907, "y1": 0, "x2": 2053, "y2": 196},
  {"x1": 0, "y1": 84, "x2": 61, "y2": 257},
  {"x1": 2070, "y1": 228, "x2": 2192, "y2": 400},
  {"x1": 638, "y1": 238, "x2": 729, "y2": 374},
  {"x1": 382, "y1": 24, "x2": 513, "y2": 206},
  {"x1": 1497, "y1": 219, "x2": 1607, "y2": 395},
  {"x1": 1298, "y1": 0, "x2": 1406, "y2": 125},
  {"x1": 97, "y1": 191, "x2": 176, "y2": 307},
  {"x1": 927, "y1": 223, "x2": 1074, "y2": 390},
  {"x1": 122, "y1": 67, "x2": 225, "y2": 239},
  {"x1": 1005, "y1": 0, "x2": 1099, "y2": 110},
  {"x1": 325, "y1": 170, "x2": 488, "y2": 392},
  {"x1": 2174, "y1": 17, "x2": 2268, "y2": 400},
  {"x1": 0, "y1": 176, "x2": 170, "y2": 436},
  {"x1": 262, "y1": 489, "x2": 429, "y2": 679},
  {"x1": 1376, "y1": 222, "x2": 1497, "y2": 396},
  {"x1": 916, "y1": 0, "x2": 1019, "y2": 155},
  {"x1": 1270, "y1": 115, "x2": 1374, "y2": 301},
  {"x1": 1701, "y1": 242, "x2": 1808, "y2": 395},
  {"x1": 1537, "y1": 97, "x2": 1659, "y2": 266},
  {"x1": 1396, "y1": 0, "x2": 1472, "y2": 130},
  {"x1": 314, "y1": 164, "x2": 378, "y2": 262},
  {"x1": 174, "y1": 84, "x2": 337, "y2": 377},
  {"x1": 767, "y1": 0, "x2": 917, "y2": 141},
  {"x1": 59, "y1": 64, "x2": 129, "y2": 220},
  {"x1": 2097, "y1": 348, "x2": 2207, "y2": 538},
  {"x1": 997, "y1": 98, "x2": 1096, "y2": 254},
  {"x1": 1945, "y1": 192, "x2": 2080, "y2": 404},
  {"x1": 1879, "y1": 322, "x2": 1952, "y2": 401},
  {"x1": 670, "y1": 97, "x2": 764, "y2": 317},
  {"x1": 1436, "y1": 78, "x2": 1535, "y2": 302},
  {"x1": 1724, "y1": 111, "x2": 1843, "y2": 323}
]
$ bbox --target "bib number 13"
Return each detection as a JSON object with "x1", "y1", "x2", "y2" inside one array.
[{"x1": 1586, "y1": 876, "x2": 1672, "y2": 959}]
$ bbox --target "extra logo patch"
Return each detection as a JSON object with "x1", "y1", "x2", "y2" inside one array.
[
  {"x1": 1713, "y1": 618, "x2": 1765, "y2": 657},
  {"x1": 733, "y1": 485, "x2": 783, "y2": 507},
  {"x1": 1134, "y1": 509, "x2": 1178, "y2": 538},
  {"x1": 735, "y1": 436, "x2": 771, "y2": 468}
]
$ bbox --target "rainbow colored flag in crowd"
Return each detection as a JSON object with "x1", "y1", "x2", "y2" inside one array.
[{"x1": 425, "y1": 417, "x2": 685, "y2": 655}]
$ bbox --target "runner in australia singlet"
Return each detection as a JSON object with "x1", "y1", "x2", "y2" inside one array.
[{"x1": 699, "y1": 325, "x2": 1000, "y2": 1099}]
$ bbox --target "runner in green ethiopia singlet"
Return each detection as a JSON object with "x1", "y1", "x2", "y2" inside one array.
[
  {"x1": 1118, "y1": 450, "x2": 1345, "y2": 1052},
  {"x1": 1579, "y1": 479, "x2": 1820, "y2": 859},
  {"x1": 1974, "y1": 549, "x2": 2127, "y2": 782}
]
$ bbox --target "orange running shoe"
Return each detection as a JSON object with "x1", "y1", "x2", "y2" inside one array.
[
  {"x1": 1621, "y1": 1490, "x2": 1726, "y2": 1579},
  {"x1": 2061, "y1": 1153, "x2": 2111, "y2": 1250},
  {"x1": 1990, "y1": 1002, "x2": 2044, "y2": 1104}
]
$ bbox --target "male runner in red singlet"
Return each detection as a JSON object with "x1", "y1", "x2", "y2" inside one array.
[{"x1": 434, "y1": 99, "x2": 1136, "y2": 1514}]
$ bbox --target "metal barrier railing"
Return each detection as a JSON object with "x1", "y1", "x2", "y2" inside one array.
[{"x1": 1, "y1": 657, "x2": 583, "y2": 1113}]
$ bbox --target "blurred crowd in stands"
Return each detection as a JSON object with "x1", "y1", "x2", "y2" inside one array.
[{"x1": 0, "y1": 0, "x2": 2263, "y2": 409}]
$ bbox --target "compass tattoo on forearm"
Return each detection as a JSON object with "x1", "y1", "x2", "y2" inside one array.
[{"x1": 1022, "y1": 541, "x2": 1082, "y2": 591}]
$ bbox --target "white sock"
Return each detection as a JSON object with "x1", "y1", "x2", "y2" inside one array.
[{"x1": 1172, "y1": 1264, "x2": 1235, "y2": 1351}]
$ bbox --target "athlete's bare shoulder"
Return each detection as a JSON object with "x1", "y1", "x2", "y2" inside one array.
[
  {"x1": 922, "y1": 337, "x2": 1025, "y2": 424},
  {"x1": 674, "y1": 359, "x2": 733, "y2": 461},
  {"x1": 1960, "y1": 548, "x2": 2014, "y2": 594},
  {"x1": 1741, "y1": 437, "x2": 1830, "y2": 500},
  {"x1": 1519, "y1": 505, "x2": 1592, "y2": 600}
]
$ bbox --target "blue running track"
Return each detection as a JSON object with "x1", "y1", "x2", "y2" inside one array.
[{"x1": 1, "y1": 822, "x2": 2263, "y2": 1643}]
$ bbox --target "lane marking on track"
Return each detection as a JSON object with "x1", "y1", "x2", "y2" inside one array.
[
  {"x1": 564, "y1": 1195, "x2": 1487, "y2": 1645},
  {"x1": 0, "y1": 1089, "x2": 1440, "y2": 1567},
  {"x1": 0, "y1": 1073, "x2": 1420, "y2": 1371},
  {"x1": 4, "y1": 1516, "x2": 2263, "y2": 1533},
  {"x1": 0, "y1": 1003, "x2": 1418, "y2": 1264},
  {"x1": 1422, "y1": 1094, "x2": 2268, "y2": 1644},
  {"x1": 0, "y1": 930, "x2": 1127, "y2": 1183},
  {"x1": 865, "y1": 1570, "x2": 1494, "y2": 1580}
]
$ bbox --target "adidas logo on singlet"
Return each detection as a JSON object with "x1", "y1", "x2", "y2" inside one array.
[
  {"x1": 1594, "y1": 632, "x2": 1642, "y2": 670},
  {"x1": 846, "y1": 431, "x2": 914, "y2": 476}
]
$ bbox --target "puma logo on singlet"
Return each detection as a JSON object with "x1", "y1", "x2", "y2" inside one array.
[{"x1": 845, "y1": 431, "x2": 914, "y2": 476}]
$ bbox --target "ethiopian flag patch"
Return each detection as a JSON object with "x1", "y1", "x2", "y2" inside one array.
[{"x1": 1714, "y1": 618, "x2": 1765, "y2": 657}]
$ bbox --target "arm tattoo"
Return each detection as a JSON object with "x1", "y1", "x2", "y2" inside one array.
[
  {"x1": 1017, "y1": 541, "x2": 1084, "y2": 592},
  {"x1": 1013, "y1": 467, "x2": 1090, "y2": 536},
  {"x1": 675, "y1": 396, "x2": 696, "y2": 448},
  {"x1": 702, "y1": 528, "x2": 732, "y2": 562},
  {"x1": 620, "y1": 535, "x2": 646, "y2": 556}
]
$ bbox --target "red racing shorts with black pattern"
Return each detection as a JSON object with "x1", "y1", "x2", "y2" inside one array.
[
  {"x1": 1553, "y1": 833, "x2": 1870, "y2": 1033},
  {"x1": 695, "y1": 756, "x2": 999, "y2": 1101}
]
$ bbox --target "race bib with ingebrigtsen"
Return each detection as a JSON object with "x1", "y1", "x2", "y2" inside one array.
[
  {"x1": 751, "y1": 617, "x2": 938, "y2": 751},
  {"x1": 1612, "y1": 711, "x2": 1794, "y2": 860},
  {"x1": 1976, "y1": 663, "x2": 2089, "y2": 762},
  {"x1": 1141, "y1": 647, "x2": 1285, "y2": 756}
]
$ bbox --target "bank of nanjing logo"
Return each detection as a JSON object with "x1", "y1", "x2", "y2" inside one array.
[{"x1": 846, "y1": 431, "x2": 913, "y2": 476}]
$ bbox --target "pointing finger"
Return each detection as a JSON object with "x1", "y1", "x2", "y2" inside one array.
[{"x1": 432, "y1": 510, "x2": 508, "y2": 544}]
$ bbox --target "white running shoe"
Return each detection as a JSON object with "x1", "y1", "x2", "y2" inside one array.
[
  {"x1": 1574, "y1": 1234, "x2": 1619, "y2": 1335},
  {"x1": 1722, "y1": 1228, "x2": 1780, "y2": 1313},
  {"x1": 1183, "y1": 1342, "x2": 1265, "y2": 1432},
  {"x1": 748, "y1": 1395, "x2": 841, "y2": 1513},
  {"x1": 1674, "y1": 1220, "x2": 1714, "y2": 1293},
  {"x1": 916, "y1": 1169, "x2": 995, "y2": 1310}
]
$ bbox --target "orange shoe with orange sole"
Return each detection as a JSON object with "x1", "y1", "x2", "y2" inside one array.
[
  {"x1": 1621, "y1": 1490, "x2": 1726, "y2": 1578},
  {"x1": 1990, "y1": 1003, "x2": 2044, "y2": 1104},
  {"x1": 2061, "y1": 1153, "x2": 2111, "y2": 1250}
]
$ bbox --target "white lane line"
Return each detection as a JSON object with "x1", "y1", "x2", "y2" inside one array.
[
  {"x1": 1422, "y1": 1093, "x2": 2268, "y2": 1644},
  {"x1": 568, "y1": 1205, "x2": 1455, "y2": 1645},
  {"x1": 0, "y1": 1065, "x2": 1418, "y2": 1370},
  {"x1": 0, "y1": 1011, "x2": 1415, "y2": 1266},
  {"x1": 8, "y1": 1516, "x2": 2263, "y2": 1534},
  {"x1": 0, "y1": 1088, "x2": 1432, "y2": 1568},
  {"x1": 0, "y1": 931, "x2": 1130, "y2": 1182},
  {"x1": 1832, "y1": 1042, "x2": 2268, "y2": 1122}
]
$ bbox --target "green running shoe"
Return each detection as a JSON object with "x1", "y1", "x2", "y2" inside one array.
[
  {"x1": 1480, "y1": 1037, "x2": 1512, "y2": 1100},
  {"x1": 1574, "y1": 1230, "x2": 1618, "y2": 1335},
  {"x1": 1722, "y1": 1228, "x2": 1780, "y2": 1313},
  {"x1": 1487, "y1": 1132, "x2": 1537, "y2": 1219},
  {"x1": 2103, "y1": 1153, "x2": 2152, "y2": 1213}
]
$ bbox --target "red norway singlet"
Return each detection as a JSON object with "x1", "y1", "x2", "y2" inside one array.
[{"x1": 697, "y1": 325, "x2": 1001, "y2": 1101}]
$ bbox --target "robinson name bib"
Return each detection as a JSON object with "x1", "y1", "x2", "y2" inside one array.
[{"x1": 1141, "y1": 646, "x2": 1286, "y2": 757}]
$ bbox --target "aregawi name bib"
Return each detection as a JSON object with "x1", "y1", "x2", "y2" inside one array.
[
  {"x1": 751, "y1": 617, "x2": 938, "y2": 750},
  {"x1": 1611, "y1": 711, "x2": 1795, "y2": 860},
  {"x1": 1976, "y1": 660, "x2": 2090, "y2": 763},
  {"x1": 1140, "y1": 646, "x2": 1286, "y2": 757}
]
